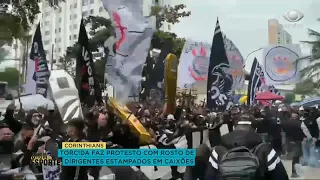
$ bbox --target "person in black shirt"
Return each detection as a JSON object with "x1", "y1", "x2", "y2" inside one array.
[
  {"x1": 255, "y1": 108, "x2": 269, "y2": 142},
  {"x1": 205, "y1": 113, "x2": 289, "y2": 180},
  {"x1": 281, "y1": 112, "x2": 305, "y2": 177}
]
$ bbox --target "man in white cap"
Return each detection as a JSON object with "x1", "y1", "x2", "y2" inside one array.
[{"x1": 167, "y1": 114, "x2": 175, "y2": 121}]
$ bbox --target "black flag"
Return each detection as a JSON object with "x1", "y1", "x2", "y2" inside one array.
[
  {"x1": 247, "y1": 58, "x2": 265, "y2": 105},
  {"x1": 30, "y1": 23, "x2": 50, "y2": 97},
  {"x1": 206, "y1": 18, "x2": 233, "y2": 110},
  {"x1": 76, "y1": 19, "x2": 102, "y2": 107}
]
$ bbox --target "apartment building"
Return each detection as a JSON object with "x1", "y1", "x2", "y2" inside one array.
[
  {"x1": 268, "y1": 19, "x2": 292, "y2": 45},
  {"x1": 39, "y1": 0, "x2": 109, "y2": 63}
]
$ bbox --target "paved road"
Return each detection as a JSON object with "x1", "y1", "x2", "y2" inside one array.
[{"x1": 282, "y1": 160, "x2": 320, "y2": 179}]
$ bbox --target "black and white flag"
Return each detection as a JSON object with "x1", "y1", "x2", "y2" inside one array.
[
  {"x1": 28, "y1": 23, "x2": 50, "y2": 97},
  {"x1": 207, "y1": 18, "x2": 233, "y2": 110},
  {"x1": 247, "y1": 58, "x2": 266, "y2": 105},
  {"x1": 76, "y1": 19, "x2": 102, "y2": 107},
  {"x1": 268, "y1": 85, "x2": 280, "y2": 95}
]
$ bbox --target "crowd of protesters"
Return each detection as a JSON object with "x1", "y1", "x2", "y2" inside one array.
[{"x1": 0, "y1": 97, "x2": 318, "y2": 179}]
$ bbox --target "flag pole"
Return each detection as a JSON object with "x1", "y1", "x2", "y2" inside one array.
[{"x1": 51, "y1": 44, "x2": 54, "y2": 70}]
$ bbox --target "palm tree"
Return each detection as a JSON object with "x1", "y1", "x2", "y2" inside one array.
[{"x1": 300, "y1": 18, "x2": 320, "y2": 84}]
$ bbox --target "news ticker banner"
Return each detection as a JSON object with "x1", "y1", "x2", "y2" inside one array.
[{"x1": 58, "y1": 142, "x2": 196, "y2": 166}]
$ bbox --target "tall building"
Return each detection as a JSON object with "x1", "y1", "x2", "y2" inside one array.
[
  {"x1": 268, "y1": 19, "x2": 292, "y2": 45},
  {"x1": 39, "y1": 0, "x2": 109, "y2": 64}
]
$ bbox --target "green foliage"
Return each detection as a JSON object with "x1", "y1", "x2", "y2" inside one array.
[
  {"x1": 0, "y1": 0, "x2": 65, "y2": 43},
  {"x1": 56, "y1": 54, "x2": 75, "y2": 78},
  {"x1": 151, "y1": 31, "x2": 185, "y2": 57},
  {"x1": 0, "y1": 47, "x2": 9, "y2": 62},
  {"x1": 293, "y1": 78, "x2": 318, "y2": 95},
  {"x1": 300, "y1": 18, "x2": 320, "y2": 83},
  {"x1": 0, "y1": 68, "x2": 19, "y2": 88},
  {"x1": 84, "y1": 16, "x2": 113, "y2": 52},
  {"x1": 150, "y1": 4, "x2": 191, "y2": 29},
  {"x1": 0, "y1": 0, "x2": 40, "y2": 41},
  {"x1": 283, "y1": 93, "x2": 295, "y2": 104}
]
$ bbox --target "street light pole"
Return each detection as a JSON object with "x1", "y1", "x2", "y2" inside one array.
[{"x1": 243, "y1": 48, "x2": 263, "y2": 68}]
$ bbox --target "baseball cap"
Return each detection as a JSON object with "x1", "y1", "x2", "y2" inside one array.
[{"x1": 167, "y1": 114, "x2": 175, "y2": 120}]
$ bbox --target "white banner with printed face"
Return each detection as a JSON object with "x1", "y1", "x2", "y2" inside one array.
[
  {"x1": 262, "y1": 44, "x2": 302, "y2": 85},
  {"x1": 223, "y1": 35, "x2": 245, "y2": 91},
  {"x1": 102, "y1": 0, "x2": 155, "y2": 103},
  {"x1": 177, "y1": 40, "x2": 211, "y2": 88}
]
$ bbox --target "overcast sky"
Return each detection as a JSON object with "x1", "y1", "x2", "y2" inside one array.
[
  {"x1": 1, "y1": 0, "x2": 319, "y2": 71},
  {"x1": 170, "y1": 0, "x2": 320, "y2": 71}
]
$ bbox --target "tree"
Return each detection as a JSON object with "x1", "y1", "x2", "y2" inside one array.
[
  {"x1": 283, "y1": 93, "x2": 295, "y2": 104},
  {"x1": 151, "y1": 30, "x2": 185, "y2": 57},
  {"x1": 300, "y1": 18, "x2": 320, "y2": 85},
  {"x1": 56, "y1": 54, "x2": 75, "y2": 77},
  {"x1": 0, "y1": 68, "x2": 19, "y2": 88},
  {"x1": 150, "y1": 4, "x2": 191, "y2": 30},
  {"x1": 84, "y1": 16, "x2": 113, "y2": 52},
  {"x1": 293, "y1": 78, "x2": 318, "y2": 95},
  {"x1": 0, "y1": 0, "x2": 39, "y2": 43},
  {"x1": 0, "y1": 0, "x2": 64, "y2": 44}
]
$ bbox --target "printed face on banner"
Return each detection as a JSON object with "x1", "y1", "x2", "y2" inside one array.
[
  {"x1": 264, "y1": 46, "x2": 298, "y2": 82},
  {"x1": 185, "y1": 42, "x2": 210, "y2": 81},
  {"x1": 208, "y1": 63, "x2": 233, "y2": 108}
]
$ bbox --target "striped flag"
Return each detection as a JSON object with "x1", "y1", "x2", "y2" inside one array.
[
  {"x1": 247, "y1": 58, "x2": 266, "y2": 105},
  {"x1": 25, "y1": 23, "x2": 50, "y2": 97}
]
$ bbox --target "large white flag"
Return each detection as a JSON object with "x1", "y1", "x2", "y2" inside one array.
[
  {"x1": 223, "y1": 35, "x2": 245, "y2": 91},
  {"x1": 102, "y1": 0, "x2": 155, "y2": 103},
  {"x1": 262, "y1": 44, "x2": 301, "y2": 85},
  {"x1": 177, "y1": 40, "x2": 211, "y2": 88}
]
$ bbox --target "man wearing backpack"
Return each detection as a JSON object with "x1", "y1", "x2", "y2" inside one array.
[{"x1": 205, "y1": 113, "x2": 289, "y2": 180}]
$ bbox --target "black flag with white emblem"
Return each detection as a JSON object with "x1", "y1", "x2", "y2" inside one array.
[{"x1": 207, "y1": 18, "x2": 233, "y2": 110}]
